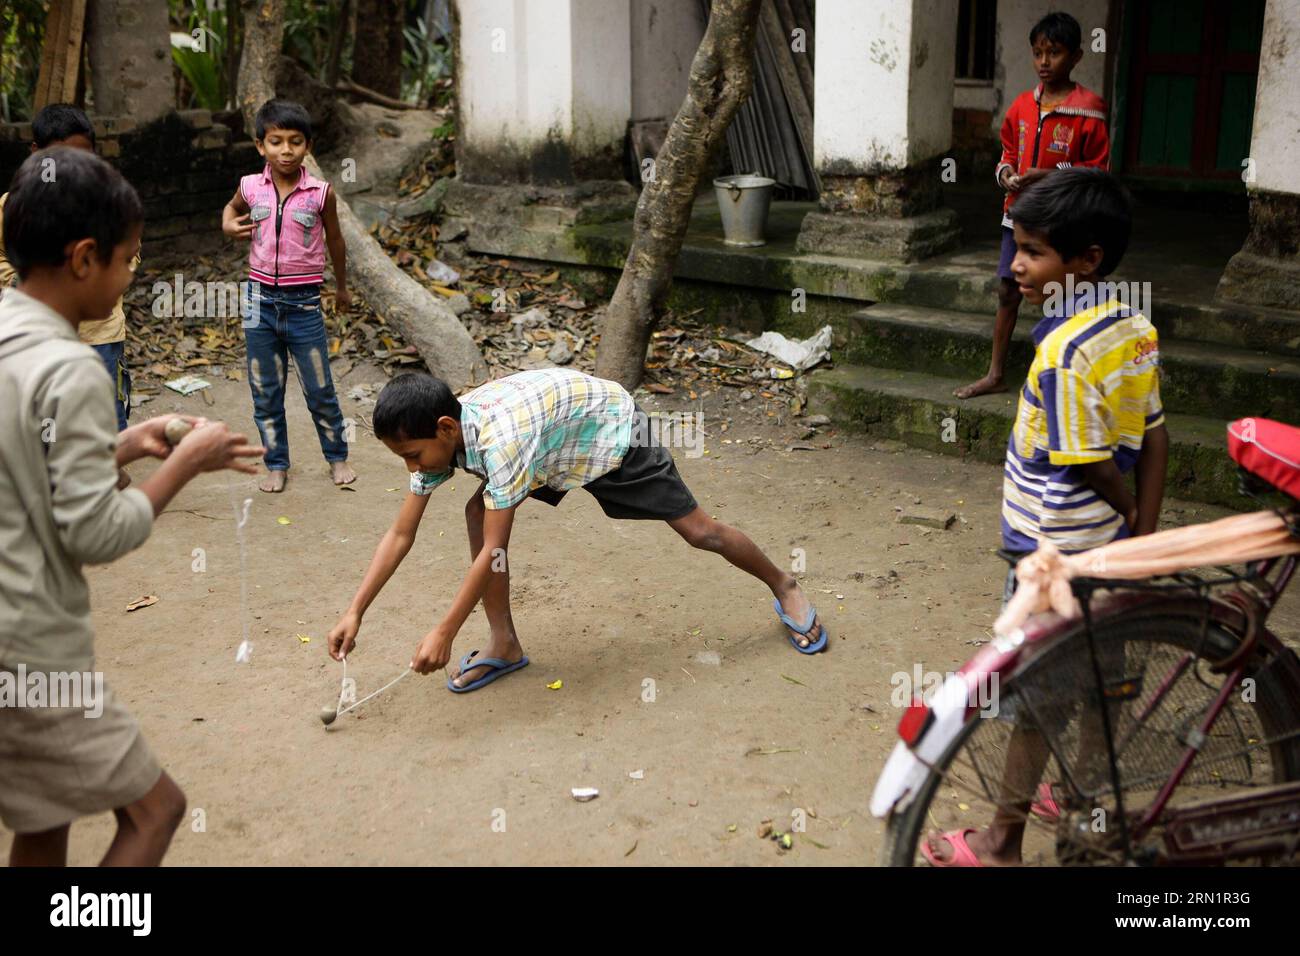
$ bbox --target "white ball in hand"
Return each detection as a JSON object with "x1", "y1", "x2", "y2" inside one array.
[{"x1": 164, "y1": 418, "x2": 193, "y2": 446}]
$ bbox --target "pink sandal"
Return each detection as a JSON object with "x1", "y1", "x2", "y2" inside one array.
[
  {"x1": 920, "y1": 827, "x2": 985, "y2": 867},
  {"x1": 1030, "y1": 782, "x2": 1062, "y2": 822}
]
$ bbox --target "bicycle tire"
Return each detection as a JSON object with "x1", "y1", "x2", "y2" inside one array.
[{"x1": 882, "y1": 605, "x2": 1300, "y2": 866}]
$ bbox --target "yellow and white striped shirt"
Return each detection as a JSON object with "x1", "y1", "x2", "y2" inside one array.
[{"x1": 1002, "y1": 294, "x2": 1163, "y2": 553}]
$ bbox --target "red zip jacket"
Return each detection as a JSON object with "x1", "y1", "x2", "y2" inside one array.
[{"x1": 996, "y1": 83, "x2": 1110, "y2": 224}]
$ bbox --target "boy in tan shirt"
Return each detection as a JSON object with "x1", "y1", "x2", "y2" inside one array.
[{"x1": 0, "y1": 147, "x2": 262, "y2": 866}]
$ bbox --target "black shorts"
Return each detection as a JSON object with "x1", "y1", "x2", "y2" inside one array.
[{"x1": 526, "y1": 420, "x2": 698, "y2": 521}]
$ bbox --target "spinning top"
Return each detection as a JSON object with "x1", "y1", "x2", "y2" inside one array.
[
  {"x1": 164, "y1": 418, "x2": 193, "y2": 446},
  {"x1": 319, "y1": 706, "x2": 338, "y2": 726}
]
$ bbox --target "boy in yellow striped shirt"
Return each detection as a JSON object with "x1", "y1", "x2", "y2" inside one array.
[
  {"x1": 923, "y1": 167, "x2": 1169, "y2": 867},
  {"x1": 999, "y1": 167, "x2": 1168, "y2": 557}
]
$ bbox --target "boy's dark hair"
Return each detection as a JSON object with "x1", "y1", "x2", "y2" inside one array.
[
  {"x1": 1030, "y1": 11, "x2": 1083, "y2": 51},
  {"x1": 3, "y1": 147, "x2": 143, "y2": 279},
  {"x1": 1011, "y1": 167, "x2": 1132, "y2": 276},
  {"x1": 373, "y1": 373, "x2": 463, "y2": 442},
  {"x1": 254, "y1": 99, "x2": 313, "y2": 142},
  {"x1": 31, "y1": 103, "x2": 95, "y2": 149}
]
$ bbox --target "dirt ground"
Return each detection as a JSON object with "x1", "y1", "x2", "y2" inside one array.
[{"x1": 4, "y1": 366, "x2": 1296, "y2": 866}]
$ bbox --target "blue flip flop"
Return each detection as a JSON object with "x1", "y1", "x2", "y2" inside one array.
[
  {"x1": 773, "y1": 598, "x2": 829, "y2": 654},
  {"x1": 447, "y1": 649, "x2": 530, "y2": 693}
]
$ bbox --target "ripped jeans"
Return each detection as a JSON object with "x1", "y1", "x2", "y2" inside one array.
[{"x1": 242, "y1": 282, "x2": 348, "y2": 470}]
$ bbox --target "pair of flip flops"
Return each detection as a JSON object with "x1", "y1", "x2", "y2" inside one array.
[
  {"x1": 773, "y1": 598, "x2": 828, "y2": 654},
  {"x1": 446, "y1": 649, "x2": 530, "y2": 694}
]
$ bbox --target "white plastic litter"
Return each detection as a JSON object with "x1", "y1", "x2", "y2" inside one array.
[
  {"x1": 164, "y1": 374, "x2": 212, "y2": 396},
  {"x1": 571, "y1": 787, "x2": 600, "y2": 802},
  {"x1": 425, "y1": 258, "x2": 460, "y2": 285},
  {"x1": 745, "y1": 325, "x2": 833, "y2": 372}
]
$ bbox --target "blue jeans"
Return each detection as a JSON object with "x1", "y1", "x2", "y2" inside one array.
[
  {"x1": 90, "y1": 341, "x2": 130, "y2": 432},
  {"x1": 242, "y1": 282, "x2": 348, "y2": 470}
]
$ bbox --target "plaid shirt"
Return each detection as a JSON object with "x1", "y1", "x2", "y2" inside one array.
[{"x1": 409, "y1": 369, "x2": 634, "y2": 510}]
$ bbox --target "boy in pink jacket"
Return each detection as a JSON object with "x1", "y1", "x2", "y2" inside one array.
[{"x1": 222, "y1": 99, "x2": 355, "y2": 493}]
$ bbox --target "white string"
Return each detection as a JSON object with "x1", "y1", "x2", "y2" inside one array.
[
  {"x1": 230, "y1": 486, "x2": 254, "y2": 664},
  {"x1": 333, "y1": 657, "x2": 412, "y2": 719}
]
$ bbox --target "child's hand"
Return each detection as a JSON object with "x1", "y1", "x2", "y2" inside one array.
[
  {"x1": 1017, "y1": 168, "x2": 1051, "y2": 189},
  {"x1": 175, "y1": 422, "x2": 264, "y2": 475},
  {"x1": 122, "y1": 415, "x2": 205, "y2": 461},
  {"x1": 224, "y1": 214, "x2": 256, "y2": 241},
  {"x1": 411, "y1": 627, "x2": 453, "y2": 675},
  {"x1": 328, "y1": 612, "x2": 361, "y2": 661},
  {"x1": 334, "y1": 288, "x2": 352, "y2": 313},
  {"x1": 116, "y1": 414, "x2": 204, "y2": 466}
]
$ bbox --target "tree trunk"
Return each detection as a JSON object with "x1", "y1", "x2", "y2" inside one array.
[
  {"x1": 234, "y1": 0, "x2": 487, "y2": 391},
  {"x1": 226, "y1": 0, "x2": 242, "y2": 111},
  {"x1": 86, "y1": 0, "x2": 174, "y2": 124},
  {"x1": 324, "y1": 0, "x2": 353, "y2": 88},
  {"x1": 594, "y1": 0, "x2": 761, "y2": 390},
  {"x1": 314, "y1": 152, "x2": 488, "y2": 391},
  {"x1": 237, "y1": 0, "x2": 286, "y2": 131},
  {"x1": 352, "y1": 0, "x2": 404, "y2": 100}
]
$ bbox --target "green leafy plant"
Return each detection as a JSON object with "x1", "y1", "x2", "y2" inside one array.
[
  {"x1": 169, "y1": 0, "x2": 230, "y2": 111},
  {"x1": 401, "y1": 9, "x2": 450, "y2": 107},
  {"x1": 0, "y1": 0, "x2": 50, "y2": 121}
]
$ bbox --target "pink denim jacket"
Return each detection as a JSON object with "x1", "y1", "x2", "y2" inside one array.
[{"x1": 239, "y1": 163, "x2": 330, "y2": 286}]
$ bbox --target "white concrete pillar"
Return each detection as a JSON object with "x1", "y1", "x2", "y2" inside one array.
[
  {"x1": 813, "y1": 0, "x2": 957, "y2": 175},
  {"x1": 455, "y1": 0, "x2": 631, "y2": 184},
  {"x1": 1217, "y1": 0, "x2": 1300, "y2": 310},
  {"x1": 798, "y1": 0, "x2": 962, "y2": 261},
  {"x1": 1246, "y1": 0, "x2": 1300, "y2": 198}
]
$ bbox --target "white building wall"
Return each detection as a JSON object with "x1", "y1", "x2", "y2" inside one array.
[
  {"x1": 1250, "y1": 0, "x2": 1300, "y2": 195},
  {"x1": 909, "y1": 0, "x2": 960, "y2": 160},
  {"x1": 630, "y1": 0, "x2": 707, "y2": 121},
  {"x1": 457, "y1": 0, "x2": 630, "y2": 171}
]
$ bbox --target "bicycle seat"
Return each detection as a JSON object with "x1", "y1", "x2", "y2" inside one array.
[{"x1": 1227, "y1": 418, "x2": 1300, "y2": 502}]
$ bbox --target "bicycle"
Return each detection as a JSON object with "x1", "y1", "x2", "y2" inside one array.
[{"x1": 872, "y1": 417, "x2": 1300, "y2": 866}]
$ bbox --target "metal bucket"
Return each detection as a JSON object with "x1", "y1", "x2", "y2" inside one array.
[{"x1": 714, "y1": 173, "x2": 775, "y2": 247}]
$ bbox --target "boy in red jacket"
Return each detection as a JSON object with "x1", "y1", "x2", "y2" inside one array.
[{"x1": 955, "y1": 11, "x2": 1110, "y2": 400}]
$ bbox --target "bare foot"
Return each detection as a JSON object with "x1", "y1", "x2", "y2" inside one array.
[
  {"x1": 953, "y1": 375, "x2": 1007, "y2": 400},
  {"x1": 449, "y1": 633, "x2": 526, "y2": 688},
  {"x1": 331, "y1": 460, "x2": 356, "y2": 486},
  {"x1": 924, "y1": 826, "x2": 1021, "y2": 866},
  {"x1": 774, "y1": 578, "x2": 824, "y2": 649},
  {"x1": 259, "y1": 468, "x2": 287, "y2": 493}
]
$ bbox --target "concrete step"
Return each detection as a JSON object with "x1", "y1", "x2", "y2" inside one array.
[
  {"x1": 845, "y1": 303, "x2": 1300, "y2": 424},
  {"x1": 806, "y1": 363, "x2": 1245, "y2": 509},
  {"x1": 458, "y1": 192, "x2": 1300, "y2": 357}
]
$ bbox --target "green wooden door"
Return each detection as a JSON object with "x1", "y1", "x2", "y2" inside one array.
[{"x1": 1124, "y1": 0, "x2": 1264, "y2": 179}]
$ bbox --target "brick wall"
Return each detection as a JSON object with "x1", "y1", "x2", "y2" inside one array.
[{"x1": 0, "y1": 108, "x2": 258, "y2": 255}]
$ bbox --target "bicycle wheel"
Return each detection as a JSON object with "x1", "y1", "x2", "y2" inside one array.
[{"x1": 882, "y1": 604, "x2": 1300, "y2": 866}]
